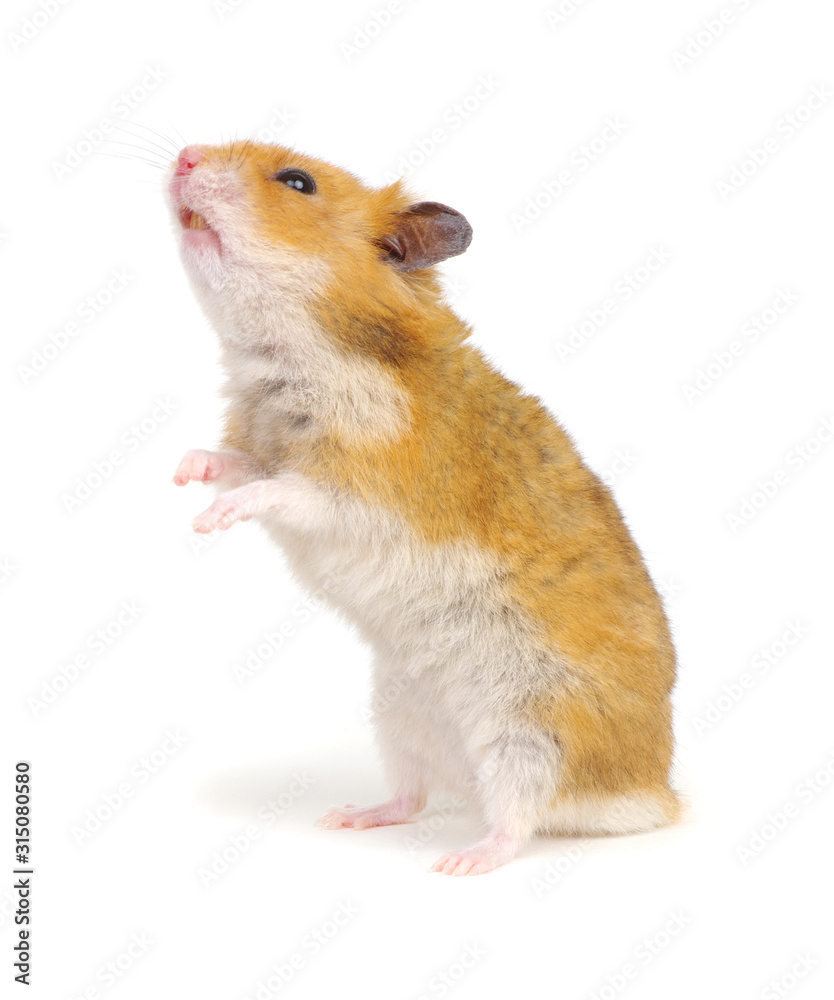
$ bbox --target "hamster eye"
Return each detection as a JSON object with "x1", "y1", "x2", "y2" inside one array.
[{"x1": 274, "y1": 169, "x2": 316, "y2": 195}]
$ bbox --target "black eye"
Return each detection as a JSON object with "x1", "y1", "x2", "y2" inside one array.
[{"x1": 274, "y1": 169, "x2": 316, "y2": 195}]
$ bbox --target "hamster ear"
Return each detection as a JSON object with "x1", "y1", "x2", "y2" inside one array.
[{"x1": 378, "y1": 201, "x2": 473, "y2": 271}]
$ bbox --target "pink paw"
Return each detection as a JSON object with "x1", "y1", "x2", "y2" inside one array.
[
  {"x1": 430, "y1": 850, "x2": 499, "y2": 877},
  {"x1": 173, "y1": 449, "x2": 227, "y2": 487},
  {"x1": 430, "y1": 833, "x2": 519, "y2": 877},
  {"x1": 192, "y1": 486, "x2": 257, "y2": 533},
  {"x1": 316, "y1": 800, "x2": 412, "y2": 831}
]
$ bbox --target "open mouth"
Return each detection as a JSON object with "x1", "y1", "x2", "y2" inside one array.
[{"x1": 179, "y1": 205, "x2": 209, "y2": 231}]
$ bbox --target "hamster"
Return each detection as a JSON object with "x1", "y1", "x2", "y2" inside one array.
[{"x1": 168, "y1": 140, "x2": 681, "y2": 876}]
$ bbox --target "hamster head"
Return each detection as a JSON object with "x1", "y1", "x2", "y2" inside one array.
[{"x1": 167, "y1": 141, "x2": 473, "y2": 345}]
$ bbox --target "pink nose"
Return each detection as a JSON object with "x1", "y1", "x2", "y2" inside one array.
[{"x1": 176, "y1": 147, "x2": 203, "y2": 175}]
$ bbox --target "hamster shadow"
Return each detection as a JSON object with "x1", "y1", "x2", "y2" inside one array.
[
  {"x1": 191, "y1": 734, "x2": 391, "y2": 828},
  {"x1": 191, "y1": 735, "x2": 656, "y2": 871}
]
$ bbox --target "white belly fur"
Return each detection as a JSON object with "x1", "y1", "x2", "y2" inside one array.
[{"x1": 259, "y1": 473, "x2": 568, "y2": 810}]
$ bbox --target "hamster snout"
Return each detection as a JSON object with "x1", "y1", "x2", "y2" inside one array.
[{"x1": 175, "y1": 146, "x2": 203, "y2": 175}]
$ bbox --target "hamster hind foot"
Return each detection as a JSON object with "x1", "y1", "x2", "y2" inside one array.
[
  {"x1": 430, "y1": 830, "x2": 522, "y2": 877},
  {"x1": 316, "y1": 791, "x2": 426, "y2": 831}
]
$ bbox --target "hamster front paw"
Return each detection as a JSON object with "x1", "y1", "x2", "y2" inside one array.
[
  {"x1": 173, "y1": 448, "x2": 232, "y2": 486},
  {"x1": 192, "y1": 481, "x2": 279, "y2": 533}
]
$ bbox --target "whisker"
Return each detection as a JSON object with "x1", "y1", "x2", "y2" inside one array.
[
  {"x1": 100, "y1": 140, "x2": 170, "y2": 165},
  {"x1": 107, "y1": 135, "x2": 175, "y2": 168},
  {"x1": 129, "y1": 119, "x2": 182, "y2": 154},
  {"x1": 167, "y1": 121, "x2": 188, "y2": 147},
  {"x1": 111, "y1": 121, "x2": 179, "y2": 160},
  {"x1": 235, "y1": 137, "x2": 251, "y2": 169},
  {"x1": 93, "y1": 151, "x2": 167, "y2": 170}
]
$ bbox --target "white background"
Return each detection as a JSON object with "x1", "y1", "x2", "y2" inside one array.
[{"x1": 3, "y1": 0, "x2": 833, "y2": 997}]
